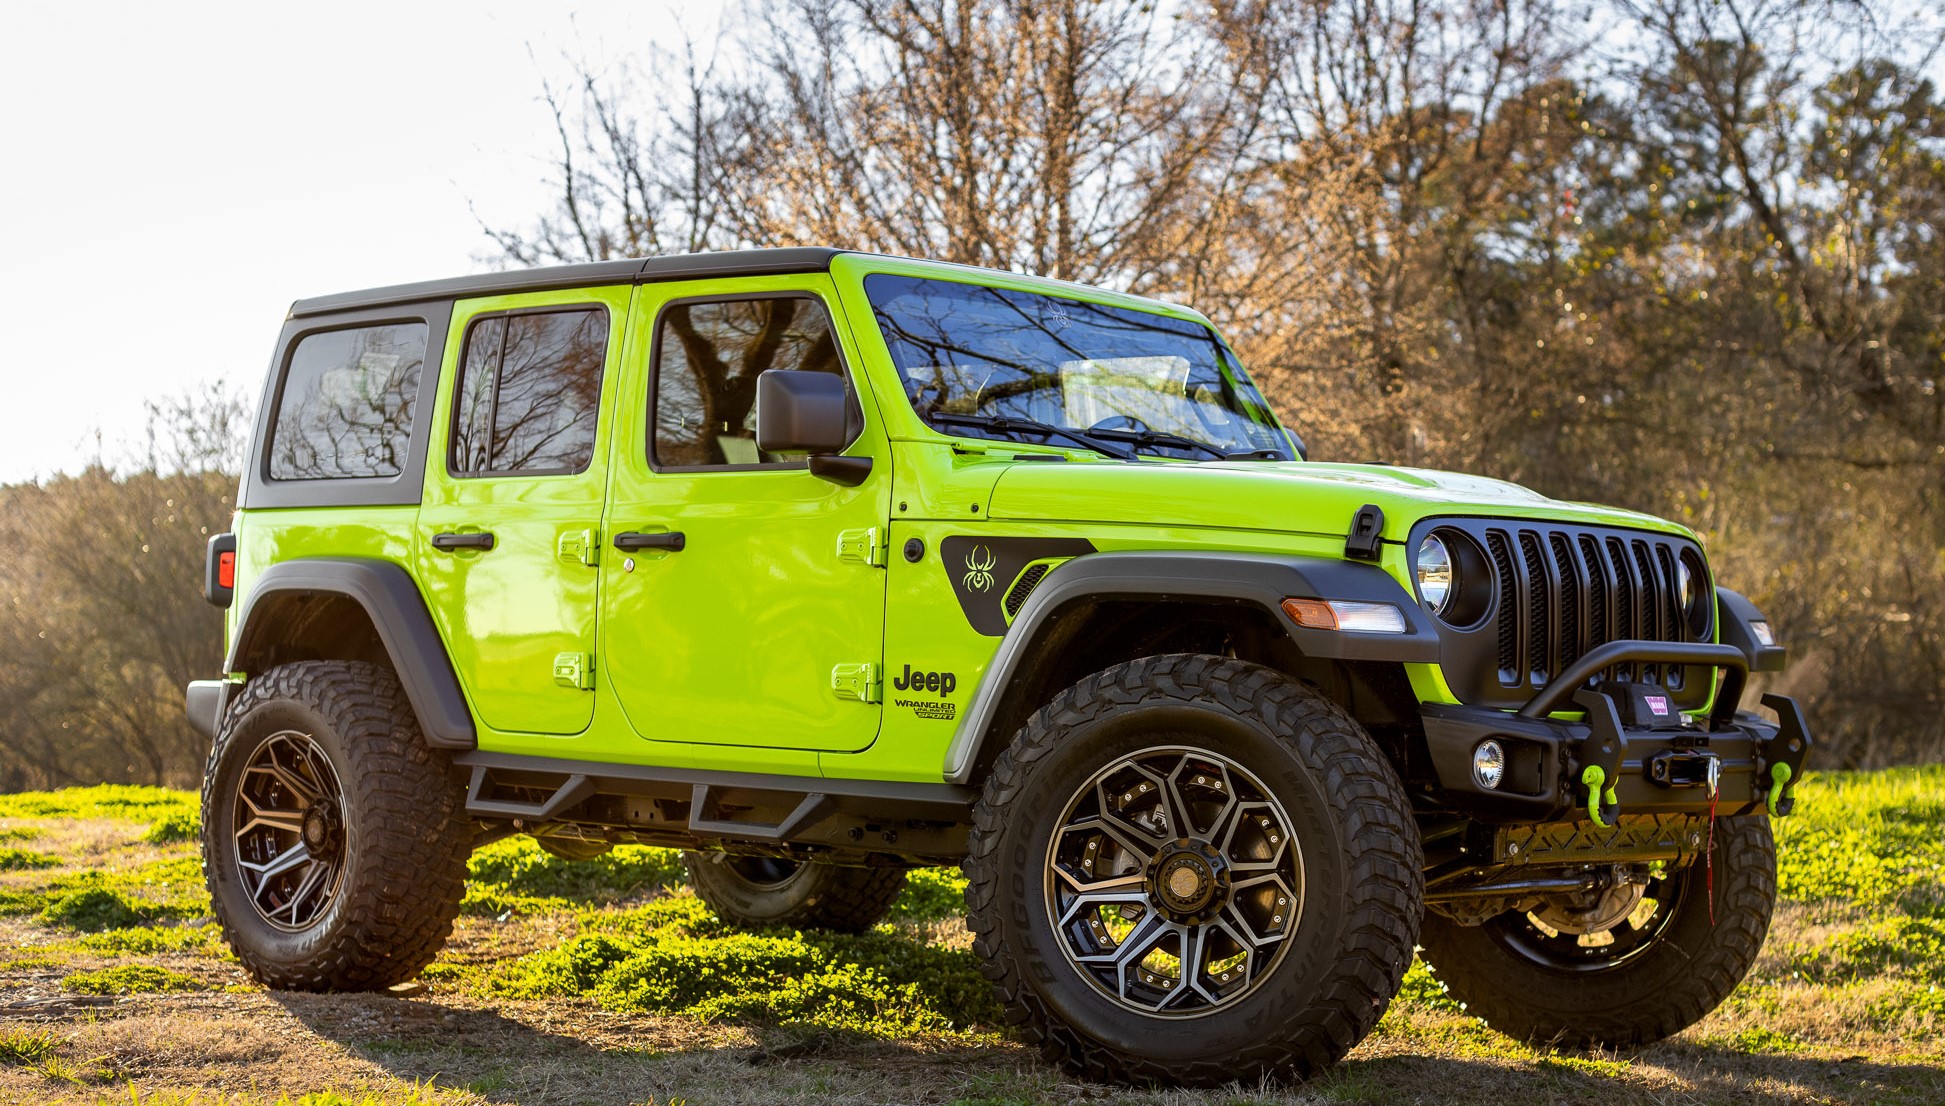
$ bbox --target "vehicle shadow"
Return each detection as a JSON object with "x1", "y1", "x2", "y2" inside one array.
[
  {"x1": 270, "y1": 989, "x2": 1944, "y2": 1106},
  {"x1": 1319, "y1": 1043, "x2": 1945, "y2": 1106},
  {"x1": 266, "y1": 988, "x2": 1021, "y2": 1106}
]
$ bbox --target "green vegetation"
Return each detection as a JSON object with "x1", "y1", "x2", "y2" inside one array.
[
  {"x1": 0, "y1": 847, "x2": 56, "y2": 871},
  {"x1": 62, "y1": 963, "x2": 203, "y2": 995},
  {"x1": 0, "y1": 785, "x2": 197, "y2": 822},
  {"x1": 0, "y1": 1026, "x2": 61, "y2": 1066},
  {"x1": 142, "y1": 810, "x2": 200, "y2": 845}
]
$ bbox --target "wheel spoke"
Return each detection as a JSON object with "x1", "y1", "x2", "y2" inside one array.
[
  {"x1": 235, "y1": 794, "x2": 306, "y2": 838},
  {"x1": 1168, "y1": 924, "x2": 1212, "y2": 1009},
  {"x1": 272, "y1": 857, "x2": 335, "y2": 924},
  {"x1": 1097, "y1": 766, "x2": 1174, "y2": 843},
  {"x1": 260, "y1": 758, "x2": 322, "y2": 806},
  {"x1": 1058, "y1": 889, "x2": 1150, "y2": 928},
  {"x1": 1076, "y1": 907, "x2": 1165, "y2": 965},
  {"x1": 241, "y1": 841, "x2": 312, "y2": 884},
  {"x1": 1062, "y1": 815, "x2": 1160, "y2": 868},
  {"x1": 1052, "y1": 866, "x2": 1146, "y2": 895}
]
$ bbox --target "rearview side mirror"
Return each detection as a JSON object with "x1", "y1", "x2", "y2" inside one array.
[{"x1": 755, "y1": 369, "x2": 871, "y2": 486}]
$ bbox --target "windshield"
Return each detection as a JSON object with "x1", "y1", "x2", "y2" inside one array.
[{"x1": 864, "y1": 274, "x2": 1293, "y2": 461}]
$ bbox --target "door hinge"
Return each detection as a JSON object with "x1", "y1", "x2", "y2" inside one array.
[
  {"x1": 558, "y1": 528, "x2": 600, "y2": 567},
  {"x1": 830, "y1": 662, "x2": 882, "y2": 703},
  {"x1": 835, "y1": 526, "x2": 886, "y2": 567},
  {"x1": 553, "y1": 652, "x2": 594, "y2": 690}
]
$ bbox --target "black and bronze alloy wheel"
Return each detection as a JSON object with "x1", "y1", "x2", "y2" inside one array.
[
  {"x1": 966, "y1": 653, "x2": 1423, "y2": 1087},
  {"x1": 1045, "y1": 745, "x2": 1302, "y2": 1016},
  {"x1": 202, "y1": 660, "x2": 471, "y2": 991}
]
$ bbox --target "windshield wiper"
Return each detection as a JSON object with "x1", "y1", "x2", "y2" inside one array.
[
  {"x1": 926, "y1": 412, "x2": 1138, "y2": 461},
  {"x1": 1086, "y1": 427, "x2": 1287, "y2": 462}
]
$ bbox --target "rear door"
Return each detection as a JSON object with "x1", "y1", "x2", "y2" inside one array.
[
  {"x1": 598, "y1": 276, "x2": 891, "y2": 752},
  {"x1": 416, "y1": 287, "x2": 629, "y2": 736}
]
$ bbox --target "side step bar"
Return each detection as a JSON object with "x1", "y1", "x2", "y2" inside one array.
[{"x1": 452, "y1": 751, "x2": 976, "y2": 860}]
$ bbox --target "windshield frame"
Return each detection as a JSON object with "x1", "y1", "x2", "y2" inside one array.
[{"x1": 856, "y1": 270, "x2": 1295, "y2": 462}]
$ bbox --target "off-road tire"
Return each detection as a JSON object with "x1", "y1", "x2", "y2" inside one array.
[
  {"x1": 682, "y1": 853, "x2": 907, "y2": 933},
  {"x1": 202, "y1": 661, "x2": 471, "y2": 991},
  {"x1": 1418, "y1": 814, "x2": 1776, "y2": 1048},
  {"x1": 965, "y1": 653, "x2": 1423, "y2": 1087}
]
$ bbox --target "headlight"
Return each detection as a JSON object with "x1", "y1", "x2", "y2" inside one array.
[
  {"x1": 1677, "y1": 558, "x2": 1694, "y2": 612},
  {"x1": 1416, "y1": 535, "x2": 1454, "y2": 615}
]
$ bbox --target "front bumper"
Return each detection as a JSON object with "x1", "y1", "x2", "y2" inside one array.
[{"x1": 1420, "y1": 640, "x2": 1812, "y2": 823}]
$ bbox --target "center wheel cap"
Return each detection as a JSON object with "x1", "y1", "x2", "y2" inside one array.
[
  {"x1": 1149, "y1": 841, "x2": 1230, "y2": 922},
  {"x1": 302, "y1": 803, "x2": 342, "y2": 861}
]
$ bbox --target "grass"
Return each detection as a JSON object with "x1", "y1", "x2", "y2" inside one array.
[
  {"x1": 0, "y1": 766, "x2": 1937, "y2": 1106},
  {"x1": 62, "y1": 964, "x2": 204, "y2": 995}
]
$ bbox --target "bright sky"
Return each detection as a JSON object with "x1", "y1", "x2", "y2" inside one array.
[{"x1": 0, "y1": 1, "x2": 715, "y2": 485}]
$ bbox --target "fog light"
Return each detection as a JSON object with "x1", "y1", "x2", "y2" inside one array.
[{"x1": 1472, "y1": 740, "x2": 1506, "y2": 790}]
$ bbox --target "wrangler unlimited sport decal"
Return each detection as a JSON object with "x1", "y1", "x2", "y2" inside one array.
[{"x1": 939, "y1": 536, "x2": 1096, "y2": 636}]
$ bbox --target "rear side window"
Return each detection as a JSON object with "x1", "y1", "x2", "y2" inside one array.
[
  {"x1": 652, "y1": 296, "x2": 843, "y2": 468},
  {"x1": 451, "y1": 308, "x2": 607, "y2": 476},
  {"x1": 268, "y1": 323, "x2": 428, "y2": 481}
]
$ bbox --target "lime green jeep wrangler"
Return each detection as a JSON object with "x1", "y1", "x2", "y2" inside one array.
[{"x1": 188, "y1": 248, "x2": 1809, "y2": 1086}]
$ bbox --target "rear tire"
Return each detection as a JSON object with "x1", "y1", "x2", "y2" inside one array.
[
  {"x1": 1418, "y1": 814, "x2": 1776, "y2": 1047},
  {"x1": 682, "y1": 852, "x2": 906, "y2": 933},
  {"x1": 201, "y1": 661, "x2": 471, "y2": 991},
  {"x1": 965, "y1": 654, "x2": 1422, "y2": 1087}
]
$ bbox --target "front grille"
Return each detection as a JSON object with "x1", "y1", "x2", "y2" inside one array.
[
  {"x1": 1485, "y1": 524, "x2": 1693, "y2": 689},
  {"x1": 1425, "y1": 520, "x2": 1710, "y2": 710}
]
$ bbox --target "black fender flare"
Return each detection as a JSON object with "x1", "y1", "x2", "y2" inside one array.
[
  {"x1": 940, "y1": 550, "x2": 1439, "y2": 784},
  {"x1": 223, "y1": 557, "x2": 476, "y2": 749},
  {"x1": 1716, "y1": 586, "x2": 1787, "y2": 674}
]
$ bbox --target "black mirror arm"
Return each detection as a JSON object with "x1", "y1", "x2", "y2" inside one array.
[{"x1": 809, "y1": 455, "x2": 872, "y2": 487}]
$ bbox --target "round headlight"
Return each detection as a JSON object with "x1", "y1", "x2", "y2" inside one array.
[
  {"x1": 1677, "y1": 558, "x2": 1694, "y2": 613},
  {"x1": 1416, "y1": 534, "x2": 1454, "y2": 615}
]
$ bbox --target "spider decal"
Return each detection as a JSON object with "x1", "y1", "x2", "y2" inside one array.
[{"x1": 962, "y1": 545, "x2": 998, "y2": 592}]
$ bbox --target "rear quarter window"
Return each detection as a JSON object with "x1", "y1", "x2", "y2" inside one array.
[{"x1": 268, "y1": 322, "x2": 428, "y2": 480}]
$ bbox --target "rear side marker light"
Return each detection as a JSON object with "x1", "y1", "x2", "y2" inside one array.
[{"x1": 1281, "y1": 598, "x2": 1407, "y2": 634}]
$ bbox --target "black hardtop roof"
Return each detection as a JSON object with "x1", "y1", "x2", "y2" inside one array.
[{"x1": 287, "y1": 247, "x2": 851, "y2": 319}]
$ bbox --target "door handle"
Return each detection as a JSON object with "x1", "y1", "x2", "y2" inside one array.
[
  {"x1": 613, "y1": 531, "x2": 686, "y2": 553},
  {"x1": 431, "y1": 532, "x2": 496, "y2": 552}
]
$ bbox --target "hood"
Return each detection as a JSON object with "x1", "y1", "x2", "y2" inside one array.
[{"x1": 985, "y1": 460, "x2": 1689, "y2": 542}]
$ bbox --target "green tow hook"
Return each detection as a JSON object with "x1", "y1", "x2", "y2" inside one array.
[
  {"x1": 1581, "y1": 765, "x2": 1620, "y2": 829},
  {"x1": 1767, "y1": 762, "x2": 1794, "y2": 817}
]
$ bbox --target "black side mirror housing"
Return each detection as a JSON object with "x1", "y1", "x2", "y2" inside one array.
[{"x1": 755, "y1": 369, "x2": 871, "y2": 486}]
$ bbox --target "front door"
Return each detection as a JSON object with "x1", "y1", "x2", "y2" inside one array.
[
  {"x1": 599, "y1": 277, "x2": 889, "y2": 752},
  {"x1": 416, "y1": 287, "x2": 629, "y2": 736}
]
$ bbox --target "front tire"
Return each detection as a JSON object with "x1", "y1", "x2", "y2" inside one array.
[
  {"x1": 1418, "y1": 814, "x2": 1777, "y2": 1048},
  {"x1": 682, "y1": 853, "x2": 907, "y2": 933},
  {"x1": 966, "y1": 654, "x2": 1423, "y2": 1087},
  {"x1": 201, "y1": 661, "x2": 471, "y2": 991}
]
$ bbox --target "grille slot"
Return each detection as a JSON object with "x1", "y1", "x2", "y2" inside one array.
[{"x1": 1464, "y1": 523, "x2": 1703, "y2": 698}]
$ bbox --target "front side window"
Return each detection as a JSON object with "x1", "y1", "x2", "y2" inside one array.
[
  {"x1": 451, "y1": 308, "x2": 607, "y2": 476},
  {"x1": 651, "y1": 296, "x2": 844, "y2": 468},
  {"x1": 269, "y1": 322, "x2": 427, "y2": 480},
  {"x1": 864, "y1": 274, "x2": 1291, "y2": 461}
]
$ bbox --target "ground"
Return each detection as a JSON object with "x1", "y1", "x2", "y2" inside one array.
[{"x1": 0, "y1": 767, "x2": 1938, "y2": 1106}]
